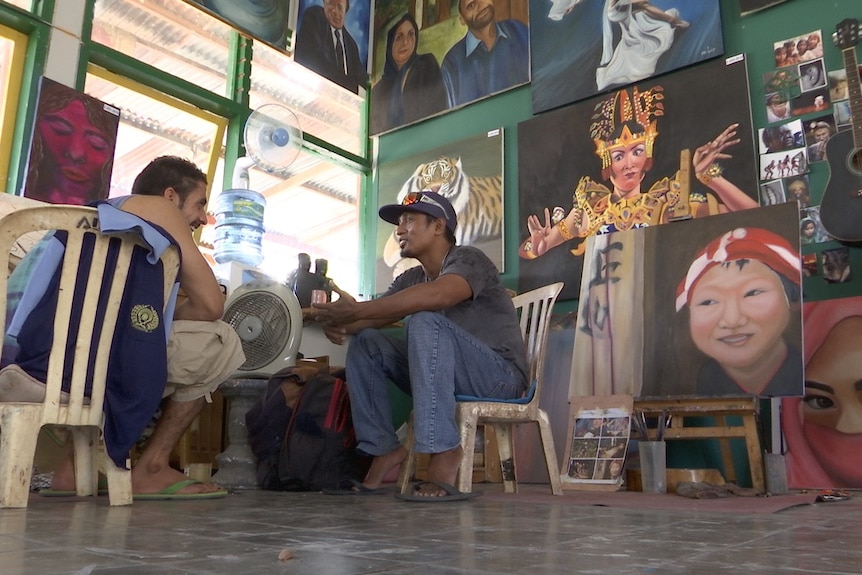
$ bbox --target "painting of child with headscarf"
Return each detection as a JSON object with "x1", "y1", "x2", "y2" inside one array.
[
  {"x1": 23, "y1": 78, "x2": 120, "y2": 206},
  {"x1": 529, "y1": 0, "x2": 723, "y2": 113},
  {"x1": 570, "y1": 201, "x2": 802, "y2": 399},
  {"x1": 783, "y1": 296, "x2": 862, "y2": 489}
]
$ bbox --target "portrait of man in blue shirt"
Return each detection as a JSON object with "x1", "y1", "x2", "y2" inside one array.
[{"x1": 440, "y1": 0, "x2": 529, "y2": 108}]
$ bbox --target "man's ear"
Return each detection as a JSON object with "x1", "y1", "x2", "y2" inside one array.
[{"x1": 164, "y1": 187, "x2": 179, "y2": 203}]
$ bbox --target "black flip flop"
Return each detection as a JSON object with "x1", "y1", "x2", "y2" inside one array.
[
  {"x1": 395, "y1": 480, "x2": 481, "y2": 502},
  {"x1": 322, "y1": 478, "x2": 398, "y2": 496}
]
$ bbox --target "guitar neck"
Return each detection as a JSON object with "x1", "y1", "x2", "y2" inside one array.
[{"x1": 844, "y1": 45, "x2": 862, "y2": 149}]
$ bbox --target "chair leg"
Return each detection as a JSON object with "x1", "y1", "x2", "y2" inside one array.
[
  {"x1": 99, "y1": 446, "x2": 132, "y2": 506},
  {"x1": 0, "y1": 408, "x2": 42, "y2": 508},
  {"x1": 70, "y1": 427, "x2": 98, "y2": 496},
  {"x1": 493, "y1": 423, "x2": 517, "y2": 493},
  {"x1": 456, "y1": 405, "x2": 479, "y2": 494},
  {"x1": 397, "y1": 415, "x2": 415, "y2": 495},
  {"x1": 537, "y1": 410, "x2": 563, "y2": 496}
]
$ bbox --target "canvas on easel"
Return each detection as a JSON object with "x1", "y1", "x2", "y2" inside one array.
[{"x1": 561, "y1": 394, "x2": 633, "y2": 491}]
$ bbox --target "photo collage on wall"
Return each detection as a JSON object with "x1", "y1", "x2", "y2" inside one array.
[{"x1": 758, "y1": 26, "x2": 857, "y2": 269}]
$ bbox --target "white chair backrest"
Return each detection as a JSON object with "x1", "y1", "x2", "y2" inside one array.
[
  {"x1": 0, "y1": 205, "x2": 180, "y2": 427},
  {"x1": 511, "y1": 282, "x2": 564, "y2": 400}
]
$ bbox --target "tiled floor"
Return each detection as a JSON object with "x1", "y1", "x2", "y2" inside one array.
[{"x1": 1, "y1": 485, "x2": 861, "y2": 574}]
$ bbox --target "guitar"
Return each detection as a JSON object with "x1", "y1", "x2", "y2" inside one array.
[{"x1": 820, "y1": 18, "x2": 862, "y2": 242}]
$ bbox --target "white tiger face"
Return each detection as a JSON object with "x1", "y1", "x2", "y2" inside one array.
[{"x1": 396, "y1": 157, "x2": 470, "y2": 214}]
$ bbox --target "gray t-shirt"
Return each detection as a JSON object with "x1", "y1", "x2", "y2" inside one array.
[{"x1": 385, "y1": 245, "x2": 529, "y2": 388}]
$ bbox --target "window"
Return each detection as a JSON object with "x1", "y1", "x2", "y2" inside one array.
[
  {"x1": 87, "y1": 0, "x2": 365, "y2": 294},
  {"x1": 0, "y1": 23, "x2": 26, "y2": 192}
]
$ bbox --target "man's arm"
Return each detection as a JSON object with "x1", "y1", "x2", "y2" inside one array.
[
  {"x1": 118, "y1": 196, "x2": 224, "y2": 322},
  {"x1": 313, "y1": 273, "x2": 472, "y2": 328}
]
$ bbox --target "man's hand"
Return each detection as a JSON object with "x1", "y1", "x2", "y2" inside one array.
[{"x1": 312, "y1": 282, "x2": 359, "y2": 326}]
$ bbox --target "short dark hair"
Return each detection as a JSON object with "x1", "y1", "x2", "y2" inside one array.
[{"x1": 132, "y1": 156, "x2": 207, "y2": 202}]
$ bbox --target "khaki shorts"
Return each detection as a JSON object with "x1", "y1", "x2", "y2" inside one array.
[{"x1": 165, "y1": 319, "x2": 246, "y2": 402}]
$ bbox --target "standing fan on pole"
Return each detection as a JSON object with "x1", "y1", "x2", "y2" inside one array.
[
  {"x1": 213, "y1": 103, "x2": 304, "y2": 269},
  {"x1": 218, "y1": 104, "x2": 305, "y2": 377}
]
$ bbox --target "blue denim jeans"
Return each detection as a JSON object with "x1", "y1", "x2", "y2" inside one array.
[{"x1": 345, "y1": 311, "x2": 523, "y2": 456}]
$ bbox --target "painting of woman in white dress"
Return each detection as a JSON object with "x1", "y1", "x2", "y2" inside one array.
[
  {"x1": 529, "y1": 0, "x2": 723, "y2": 114},
  {"x1": 596, "y1": 0, "x2": 690, "y2": 91}
]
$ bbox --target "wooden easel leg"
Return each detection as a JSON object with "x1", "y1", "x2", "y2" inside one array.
[{"x1": 742, "y1": 414, "x2": 765, "y2": 493}]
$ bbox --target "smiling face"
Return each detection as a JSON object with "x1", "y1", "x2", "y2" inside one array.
[
  {"x1": 459, "y1": 0, "x2": 495, "y2": 31},
  {"x1": 170, "y1": 181, "x2": 209, "y2": 231},
  {"x1": 37, "y1": 99, "x2": 112, "y2": 203},
  {"x1": 802, "y1": 316, "x2": 862, "y2": 485},
  {"x1": 391, "y1": 19, "x2": 416, "y2": 70},
  {"x1": 688, "y1": 260, "x2": 791, "y2": 375},
  {"x1": 608, "y1": 142, "x2": 647, "y2": 196}
]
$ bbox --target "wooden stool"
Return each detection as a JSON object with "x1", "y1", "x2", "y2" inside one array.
[{"x1": 633, "y1": 397, "x2": 765, "y2": 492}]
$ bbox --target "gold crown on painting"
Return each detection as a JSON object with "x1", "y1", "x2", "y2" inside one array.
[{"x1": 591, "y1": 86, "x2": 664, "y2": 170}]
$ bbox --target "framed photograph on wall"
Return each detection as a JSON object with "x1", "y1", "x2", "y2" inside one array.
[{"x1": 374, "y1": 129, "x2": 505, "y2": 295}]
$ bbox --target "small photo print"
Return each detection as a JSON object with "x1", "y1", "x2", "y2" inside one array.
[
  {"x1": 790, "y1": 88, "x2": 830, "y2": 117},
  {"x1": 804, "y1": 115, "x2": 836, "y2": 163},
  {"x1": 828, "y1": 68, "x2": 848, "y2": 102},
  {"x1": 758, "y1": 119, "x2": 804, "y2": 154},
  {"x1": 760, "y1": 149, "x2": 808, "y2": 181},
  {"x1": 802, "y1": 252, "x2": 818, "y2": 278},
  {"x1": 821, "y1": 246, "x2": 851, "y2": 284},
  {"x1": 799, "y1": 59, "x2": 827, "y2": 92},
  {"x1": 835, "y1": 99, "x2": 852, "y2": 128},
  {"x1": 800, "y1": 206, "x2": 830, "y2": 245},
  {"x1": 760, "y1": 179, "x2": 786, "y2": 205},
  {"x1": 784, "y1": 175, "x2": 811, "y2": 207},
  {"x1": 773, "y1": 30, "x2": 825, "y2": 67}
]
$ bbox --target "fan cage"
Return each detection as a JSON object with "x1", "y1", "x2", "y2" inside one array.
[{"x1": 223, "y1": 290, "x2": 293, "y2": 371}]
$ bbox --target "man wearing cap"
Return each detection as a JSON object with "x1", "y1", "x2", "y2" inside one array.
[
  {"x1": 676, "y1": 227, "x2": 803, "y2": 397},
  {"x1": 312, "y1": 191, "x2": 528, "y2": 499}
]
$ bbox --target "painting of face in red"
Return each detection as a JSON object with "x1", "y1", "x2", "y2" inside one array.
[{"x1": 24, "y1": 77, "x2": 120, "y2": 205}]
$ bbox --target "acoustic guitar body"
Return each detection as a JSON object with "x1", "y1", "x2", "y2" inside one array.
[{"x1": 820, "y1": 129, "x2": 862, "y2": 242}]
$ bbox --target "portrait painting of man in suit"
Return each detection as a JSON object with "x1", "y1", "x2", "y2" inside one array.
[{"x1": 294, "y1": 0, "x2": 371, "y2": 94}]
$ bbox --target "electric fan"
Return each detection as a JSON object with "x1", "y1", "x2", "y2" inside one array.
[
  {"x1": 222, "y1": 278, "x2": 304, "y2": 378},
  {"x1": 232, "y1": 103, "x2": 304, "y2": 189}
]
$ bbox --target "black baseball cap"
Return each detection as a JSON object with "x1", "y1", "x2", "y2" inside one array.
[{"x1": 378, "y1": 191, "x2": 457, "y2": 233}]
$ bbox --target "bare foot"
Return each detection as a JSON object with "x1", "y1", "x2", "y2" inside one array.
[
  {"x1": 132, "y1": 463, "x2": 223, "y2": 495},
  {"x1": 49, "y1": 453, "x2": 76, "y2": 491},
  {"x1": 673, "y1": 18, "x2": 689, "y2": 29},
  {"x1": 362, "y1": 446, "x2": 408, "y2": 489},
  {"x1": 413, "y1": 445, "x2": 464, "y2": 497}
]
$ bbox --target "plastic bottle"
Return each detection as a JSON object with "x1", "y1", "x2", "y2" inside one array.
[
  {"x1": 313, "y1": 258, "x2": 332, "y2": 301},
  {"x1": 291, "y1": 253, "x2": 316, "y2": 308},
  {"x1": 212, "y1": 189, "x2": 266, "y2": 266}
]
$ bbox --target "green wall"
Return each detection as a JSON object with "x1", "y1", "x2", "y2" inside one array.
[{"x1": 372, "y1": 0, "x2": 862, "y2": 305}]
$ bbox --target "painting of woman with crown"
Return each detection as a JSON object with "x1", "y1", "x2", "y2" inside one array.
[{"x1": 517, "y1": 56, "x2": 759, "y2": 300}]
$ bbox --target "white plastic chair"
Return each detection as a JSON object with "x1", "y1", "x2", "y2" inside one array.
[
  {"x1": 0, "y1": 206, "x2": 180, "y2": 507},
  {"x1": 398, "y1": 282, "x2": 565, "y2": 495}
]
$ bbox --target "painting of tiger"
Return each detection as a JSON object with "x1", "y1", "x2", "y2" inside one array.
[{"x1": 376, "y1": 132, "x2": 505, "y2": 295}]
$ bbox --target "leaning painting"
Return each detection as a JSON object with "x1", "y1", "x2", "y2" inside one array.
[
  {"x1": 529, "y1": 0, "x2": 723, "y2": 114},
  {"x1": 783, "y1": 295, "x2": 862, "y2": 489},
  {"x1": 184, "y1": 1, "x2": 291, "y2": 49},
  {"x1": 570, "y1": 201, "x2": 803, "y2": 399},
  {"x1": 517, "y1": 55, "x2": 759, "y2": 301},
  {"x1": 23, "y1": 77, "x2": 120, "y2": 206},
  {"x1": 375, "y1": 129, "x2": 504, "y2": 295}
]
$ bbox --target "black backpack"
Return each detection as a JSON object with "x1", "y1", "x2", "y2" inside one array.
[{"x1": 245, "y1": 362, "x2": 369, "y2": 491}]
